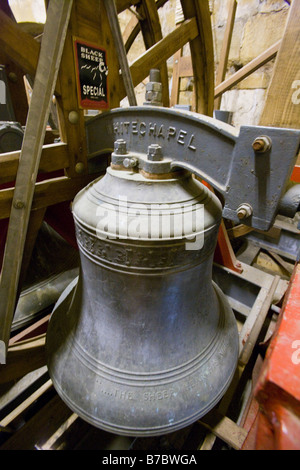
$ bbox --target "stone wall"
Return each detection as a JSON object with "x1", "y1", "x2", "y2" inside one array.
[{"x1": 212, "y1": 0, "x2": 289, "y2": 127}]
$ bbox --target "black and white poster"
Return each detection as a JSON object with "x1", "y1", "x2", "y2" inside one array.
[{"x1": 74, "y1": 38, "x2": 109, "y2": 110}]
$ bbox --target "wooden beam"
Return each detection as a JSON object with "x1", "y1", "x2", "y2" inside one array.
[
  {"x1": 239, "y1": 275, "x2": 281, "y2": 366},
  {"x1": 0, "y1": 9, "x2": 61, "y2": 96},
  {"x1": 180, "y1": 0, "x2": 215, "y2": 116},
  {"x1": 0, "y1": 9, "x2": 40, "y2": 78},
  {"x1": 138, "y1": 0, "x2": 170, "y2": 107},
  {"x1": 259, "y1": 1, "x2": 300, "y2": 129},
  {"x1": 116, "y1": 0, "x2": 140, "y2": 14},
  {"x1": 170, "y1": 49, "x2": 182, "y2": 107},
  {"x1": 214, "y1": 40, "x2": 281, "y2": 98},
  {"x1": 124, "y1": 0, "x2": 169, "y2": 54},
  {"x1": 0, "y1": 143, "x2": 70, "y2": 184},
  {"x1": 199, "y1": 409, "x2": 248, "y2": 450},
  {"x1": 0, "y1": 393, "x2": 73, "y2": 450},
  {"x1": 17, "y1": 207, "x2": 47, "y2": 295},
  {"x1": 9, "y1": 314, "x2": 51, "y2": 345},
  {"x1": 0, "y1": 0, "x2": 73, "y2": 364},
  {"x1": 119, "y1": 17, "x2": 199, "y2": 101},
  {"x1": 0, "y1": 174, "x2": 99, "y2": 220},
  {"x1": 0, "y1": 335, "x2": 46, "y2": 385},
  {"x1": 214, "y1": 0, "x2": 237, "y2": 110},
  {"x1": 0, "y1": 379, "x2": 53, "y2": 428},
  {"x1": 104, "y1": 0, "x2": 137, "y2": 106}
]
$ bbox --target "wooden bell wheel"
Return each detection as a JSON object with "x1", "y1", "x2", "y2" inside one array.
[{"x1": 115, "y1": 0, "x2": 214, "y2": 116}]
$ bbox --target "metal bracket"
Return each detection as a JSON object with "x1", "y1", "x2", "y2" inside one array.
[{"x1": 85, "y1": 106, "x2": 300, "y2": 231}]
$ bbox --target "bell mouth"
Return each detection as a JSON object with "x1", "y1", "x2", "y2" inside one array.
[{"x1": 46, "y1": 277, "x2": 239, "y2": 437}]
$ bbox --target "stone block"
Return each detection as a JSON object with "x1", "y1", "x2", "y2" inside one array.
[
  {"x1": 240, "y1": 10, "x2": 288, "y2": 64},
  {"x1": 220, "y1": 88, "x2": 266, "y2": 127},
  {"x1": 237, "y1": 70, "x2": 270, "y2": 89},
  {"x1": 258, "y1": 0, "x2": 289, "y2": 14}
]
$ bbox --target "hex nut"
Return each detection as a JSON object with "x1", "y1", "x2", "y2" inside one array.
[
  {"x1": 252, "y1": 136, "x2": 272, "y2": 153},
  {"x1": 114, "y1": 139, "x2": 127, "y2": 155},
  {"x1": 147, "y1": 144, "x2": 163, "y2": 161},
  {"x1": 237, "y1": 203, "x2": 253, "y2": 220}
]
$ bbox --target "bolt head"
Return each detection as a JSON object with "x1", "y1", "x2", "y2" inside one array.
[
  {"x1": 8, "y1": 72, "x2": 18, "y2": 83},
  {"x1": 75, "y1": 162, "x2": 85, "y2": 174},
  {"x1": 123, "y1": 157, "x2": 138, "y2": 169},
  {"x1": 147, "y1": 144, "x2": 163, "y2": 161},
  {"x1": 68, "y1": 111, "x2": 80, "y2": 124},
  {"x1": 14, "y1": 200, "x2": 25, "y2": 209}
]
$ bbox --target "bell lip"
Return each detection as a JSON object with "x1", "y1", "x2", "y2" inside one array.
[
  {"x1": 49, "y1": 357, "x2": 238, "y2": 437},
  {"x1": 46, "y1": 279, "x2": 239, "y2": 438}
]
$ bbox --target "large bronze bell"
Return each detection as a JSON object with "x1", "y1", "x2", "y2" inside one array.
[{"x1": 46, "y1": 132, "x2": 239, "y2": 436}]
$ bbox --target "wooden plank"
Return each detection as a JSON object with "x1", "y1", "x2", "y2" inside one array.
[
  {"x1": 239, "y1": 275, "x2": 281, "y2": 365},
  {"x1": 214, "y1": 0, "x2": 237, "y2": 109},
  {"x1": 214, "y1": 40, "x2": 281, "y2": 98},
  {"x1": 119, "y1": 17, "x2": 199, "y2": 101},
  {"x1": 42, "y1": 413, "x2": 78, "y2": 450},
  {"x1": 0, "y1": 393, "x2": 73, "y2": 450},
  {"x1": 17, "y1": 207, "x2": 47, "y2": 295},
  {"x1": 0, "y1": 335, "x2": 46, "y2": 385},
  {"x1": 259, "y1": 1, "x2": 300, "y2": 128},
  {"x1": 0, "y1": 174, "x2": 98, "y2": 220},
  {"x1": 55, "y1": 3, "x2": 88, "y2": 178},
  {"x1": 170, "y1": 50, "x2": 181, "y2": 107},
  {"x1": 0, "y1": 9, "x2": 61, "y2": 96},
  {"x1": 116, "y1": 0, "x2": 140, "y2": 14},
  {"x1": 0, "y1": 366, "x2": 48, "y2": 411},
  {"x1": 123, "y1": 12, "x2": 139, "y2": 52},
  {"x1": 174, "y1": 55, "x2": 193, "y2": 77},
  {"x1": 0, "y1": 143, "x2": 70, "y2": 184},
  {"x1": 0, "y1": 9, "x2": 40, "y2": 78},
  {"x1": 199, "y1": 409, "x2": 248, "y2": 450},
  {"x1": 9, "y1": 314, "x2": 51, "y2": 345},
  {"x1": 0, "y1": 379, "x2": 52, "y2": 428},
  {"x1": 0, "y1": 0, "x2": 73, "y2": 364},
  {"x1": 104, "y1": 0, "x2": 137, "y2": 106},
  {"x1": 180, "y1": 0, "x2": 215, "y2": 116},
  {"x1": 267, "y1": 250, "x2": 294, "y2": 275},
  {"x1": 123, "y1": 0, "x2": 169, "y2": 53}
]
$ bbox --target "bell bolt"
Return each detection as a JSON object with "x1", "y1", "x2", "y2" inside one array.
[
  {"x1": 114, "y1": 139, "x2": 127, "y2": 155},
  {"x1": 14, "y1": 200, "x2": 25, "y2": 209},
  {"x1": 252, "y1": 136, "x2": 272, "y2": 153},
  {"x1": 237, "y1": 203, "x2": 253, "y2": 220},
  {"x1": 147, "y1": 144, "x2": 163, "y2": 161},
  {"x1": 123, "y1": 157, "x2": 138, "y2": 169}
]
